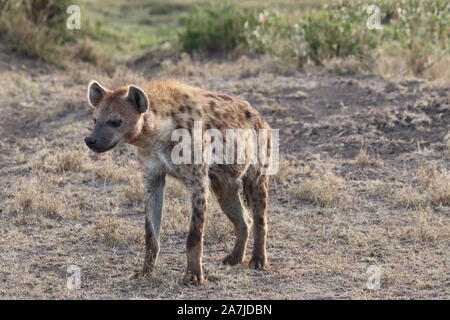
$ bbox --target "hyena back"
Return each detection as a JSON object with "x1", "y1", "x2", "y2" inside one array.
[{"x1": 85, "y1": 79, "x2": 271, "y2": 285}]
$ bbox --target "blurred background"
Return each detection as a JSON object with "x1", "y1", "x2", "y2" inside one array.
[{"x1": 0, "y1": 0, "x2": 448, "y2": 79}]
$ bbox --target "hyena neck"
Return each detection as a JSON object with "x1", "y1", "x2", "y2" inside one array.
[{"x1": 127, "y1": 111, "x2": 156, "y2": 148}]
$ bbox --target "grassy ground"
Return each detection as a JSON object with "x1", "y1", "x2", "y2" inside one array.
[{"x1": 0, "y1": 0, "x2": 449, "y2": 299}]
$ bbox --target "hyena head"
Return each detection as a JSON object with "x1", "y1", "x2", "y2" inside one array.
[{"x1": 85, "y1": 81, "x2": 148, "y2": 153}]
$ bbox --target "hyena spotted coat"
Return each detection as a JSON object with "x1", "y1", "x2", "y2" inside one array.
[{"x1": 85, "y1": 79, "x2": 271, "y2": 285}]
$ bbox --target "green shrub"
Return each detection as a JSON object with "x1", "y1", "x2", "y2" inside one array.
[
  {"x1": 382, "y1": 0, "x2": 450, "y2": 76},
  {"x1": 238, "y1": 2, "x2": 379, "y2": 68},
  {"x1": 175, "y1": 0, "x2": 449, "y2": 77},
  {"x1": 0, "y1": 0, "x2": 72, "y2": 62},
  {"x1": 243, "y1": 9, "x2": 289, "y2": 54},
  {"x1": 178, "y1": 1, "x2": 252, "y2": 53},
  {"x1": 290, "y1": 4, "x2": 378, "y2": 66}
]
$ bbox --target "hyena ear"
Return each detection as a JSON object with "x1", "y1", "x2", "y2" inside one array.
[
  {"x1": 88, "y1": 81, "x2": 108, "y2": 108},
  {"x1": 127, "y1": 85, "x2": 148, "y2": 113}
]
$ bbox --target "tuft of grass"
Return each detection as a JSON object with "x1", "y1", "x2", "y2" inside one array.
[
  {"x1": 399, "y1": 207, "x2": 449, "y2": 243},
  {"x1": 354, "y1": 149, "x2": 379, "y2": 168},
  {"x1": 91, "y1": 215, "x2": 143, "y2": 248},
  {"x1": 274, "y1": 159, "x2": 294, "y2": 184},
  {"x1": 390, "y1": 185, "x2": 427, "y2": 209},
  {"x1": 416, "y1": 165, "x2": 450, "y2": 206},
  {"x1": 297, "y1": 169, "x2": 347, "y2": 208},
  {"x1": 11, "y1": 178, "x2": 64, "y2": 220}
]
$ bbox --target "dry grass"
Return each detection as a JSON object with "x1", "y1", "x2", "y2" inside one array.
[
  {"x1": 91, "y1": 215, "x2": 143, "y2": 248},
  {"x1": 297, "y1": 169, "x2": 348, "y2": 208},
  {"x1": 416, "y1": 164, "x2": 450, "y2": 206},
  {"x1": 69, "y1": 38, "x2": 115, "y2": 73},
  {"x1": 160, "y1": 53, "x2": 296, "y2": 78},
  {"x1": 324, "y1": 56, "x2": 364, "y2": 75},
  {"x1": 121, "y1": 184, "x2": 144, "y2": 202},
  {"x1": 0, "y1": 11, "x2": 56, "y2": 62},
  {"x1": 399, "y1": 207, "x2": 449, "y2": 243},
  {"x1": 30, "y1": 148, "x2": 89, "y2": 173},
  {"x1": 274, "y1": 159, "x2": 295, "y2": 184},
  {"x1": 366, "y1": 164, "x2": 450, "y2": 209},
  {"x1": 371, "y1": 48, "x2": 450, "y2": 81},
  {"x1": 354, "y1": 149, "x2": 379, "y2": 168},
  {"x1": 391, "y1": 185, "x2": 427, "y2": 209},
  {"x1": 445, "y1": 133, "x2": 450, "y2": 160},
  {"x1": 11, "y1": 178, "x2": 65, "y2": 221},
  {"x1": 92, "y1": 156, "x2": 139, "y2": 185}
]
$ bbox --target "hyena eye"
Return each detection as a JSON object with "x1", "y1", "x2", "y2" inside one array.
[
  {"x1": 93, "y1": 118, "x2": 97, "y2": 124},
  {"x1": 108, "y1": 119, "x2": 122, "y2": 128}
]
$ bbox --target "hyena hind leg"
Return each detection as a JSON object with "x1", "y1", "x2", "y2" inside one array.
[
  {"x1": 211, "y1": 176, "x2": 250, "y2": 266},
  {"x1": 243, "y1": 169, "x2": 269, "y2": 270}
]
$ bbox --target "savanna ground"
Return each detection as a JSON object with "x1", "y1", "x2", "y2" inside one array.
[{"x1": 0, "y1": 0, "x2": 449, "y2": 299}]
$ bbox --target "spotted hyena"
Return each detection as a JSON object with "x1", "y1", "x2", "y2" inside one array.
[{"x1": 85, "y1": 79, "x2": 272, "y2": 285}]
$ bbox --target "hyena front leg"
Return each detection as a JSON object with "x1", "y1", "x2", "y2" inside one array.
[
  {"x1": 183, "y1": 173, "x2": 208, "y2": 285},
  {"x1": 134, "y1": 167, "x2": 166, "y2": 277}
]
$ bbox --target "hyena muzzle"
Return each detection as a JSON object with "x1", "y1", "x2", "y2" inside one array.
[{"x1": 84, "y1": 79, "x2": 272, "y2": 285}]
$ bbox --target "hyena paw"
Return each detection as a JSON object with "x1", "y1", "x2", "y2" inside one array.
[
  {"x1": 183, "y1": 271, "x2": 204, "y2": 286},
  {"x1": 130, "y1": 271, "x2": 145, "y2": 279},
  {"x1": 248, "y1": 257, "x2": 268, "y2": 270},
  {"x1": 130, "y1": 266, "x2": 153, "y2": 279},
  {"x1": 222, "y1": 254, "x2": 244, "y2": 266}
]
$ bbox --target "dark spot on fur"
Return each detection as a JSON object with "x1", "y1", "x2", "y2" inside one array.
[
  {"x1": 208, "y1": 100, "x2": 217, "y2": 109},
  {"x1": 205, "y1": 93, "x2": 218, "y2": 100},
  {"x1": 218, "y1": 94, "x2": 233, "y2": 101}
]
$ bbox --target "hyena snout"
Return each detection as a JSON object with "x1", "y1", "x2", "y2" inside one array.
[
  {"x1": 84, "y1": 133, "x2": 119, "y2": 153},
  {"x1": 84, "y1": 136, "x2": 108, "y2": 153},
  {"x1": 84, "y1": 136, "x2": 97, "y2": 147}
]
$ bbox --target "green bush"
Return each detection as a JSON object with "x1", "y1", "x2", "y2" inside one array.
[
  {"x1": 177, "y1": 1, "x2": 380, "y2": 67},
  {"x1": 178, "y1": 1, "x2": 253, "y2": 53},
  {"x1": 177, "y1": 0, "x2": 448, "y2": 76},
  {"x1": 238, "y1": 3, "x2": 378, "y2": 68},
  {"x1": 381, "y1": 0, "x2": 450, "y2": 75},
  {"x1": 289, "y1": 4, "x2": 378, "y2": 66},
  {"x1": 243, "y1": 9, "x2": 289, "y2": 54},
  {"x1": 0, "y1": 0, "x2": 72, "y2": 61}
]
